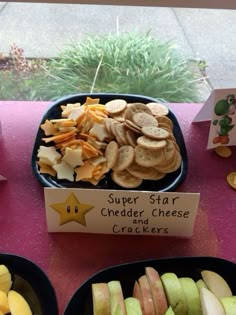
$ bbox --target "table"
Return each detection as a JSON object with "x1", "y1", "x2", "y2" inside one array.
[{"x1": 0, "y1": 101, "x2": 235, "y2": 314}]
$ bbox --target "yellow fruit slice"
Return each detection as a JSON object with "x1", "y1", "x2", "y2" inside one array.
[
  {"x1": 0, "y1": 265, "x2": 12, "y2": 294},
  {"x1": 0, "y1": 290, "x2": 10, "y2": 313},
  {"x1": 8, "y1": 290, "x2": 32, "y2": 315}
]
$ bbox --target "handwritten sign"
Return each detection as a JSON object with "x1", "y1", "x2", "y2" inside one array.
[{"x1": 44, "y1": 188, "x2": 200, "y2": 237}]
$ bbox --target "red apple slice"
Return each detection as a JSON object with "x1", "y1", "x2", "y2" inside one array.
[
  {"x1": 92, "y1": 283, "x2": 111, "y2": 315},
  {"x1": 201, "y1": 270, "x2": 232, "y2": 299},
  {"x1": 145, "y1": 267, "x2": 168, "y2": 315},
  {"x1": 138, "y1": 275, "x2": 156, "y2": 315},
  {"x1": 200, "y1": 287, "x2": 225, "y2": 315},
  {"x1": 133, "y1": 280, "x2": 144, "y2": 314}
]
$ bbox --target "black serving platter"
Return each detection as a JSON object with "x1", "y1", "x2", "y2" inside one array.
[
  {"x1": 0, "y1": 253, "x2": 58, "y2": 315},
  {"x1": 32, "y1": 93, "x2": 188, "y2": 192},
  {"x1": 63, "y1": 256, "x2": 236, "y2": 315}
]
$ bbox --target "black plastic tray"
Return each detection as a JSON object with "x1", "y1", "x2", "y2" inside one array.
[
  {"x1": 0, "y1": 253, "x2": 58, "y2": 315},
  {"x1": 63, "y1": 256, "x2": 236, "y2": 315},
  {"x1": 32, "y1": 93, "x2": 188, "y2": 192}
]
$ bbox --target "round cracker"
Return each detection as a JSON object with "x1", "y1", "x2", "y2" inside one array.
[
  {"x1": 156, "y1": 115, "x2": 173, "y2": 130},
  {"x1": 124, "y1": 102, "x2": 152, "y2": 121},
  {"x1": 110, "y1": 120, "x2": 120, "y2": 138},
  {"x1": 146, "y1": 102, "x2": 169, "y2": 116},
  {"x1": 137, "y1": 136, "x2": 167, "y2": 151},
  {"x1": 127, "y1": 162, "x2": 156, "y2": 179},
  {"x1": 105, "y1": 99, "x2": 127, "y2": 114},
  {"x1": 135, "y1": 145, "x2": 165, "y2": 167},
  {"x1": 141, "y1": 126, "x2": 170, "y2": 140},
  {"x1": 110, "y1": 110, "x2": 125, "y2": 122},
  {"x1": 114, "y1": 123, "x2": 128, "y2": 145},
  {"x1": 163, "y1": 140, "x2": 177, "y2": 163},
  {"x1": 113, "y1": 145, "x2": 135, "y2": 171},
  {"x1": 104, "y1": 117, "x2": 114, "y2": 135},
  {"x1": 125, "y1": 119, "x2": 142, "y2": 133},
  {"x1": 156, "y1": 151, "x2": 182, "y2": 173},
  {"x1": 148, "y1": 169, "x2": 166, "y2": 180},
  {"x1": 105, "y1": 141, "x2": 119, "y2": 169},
  {"x1": 112, "y1": 170, "x2": 143, "y2": 188},
  {"x1": 158, "y1": 122, "x2": 172, "y2": 132},
  {"x1": 132, "y1": 112, "x2": 158, "y2": 128},
  {"x1": 126, "y1": 129, "x2": 138, "y2": 147},
  {"x1": 127, "y1": 162, "x2": 165, "y2": 180}
]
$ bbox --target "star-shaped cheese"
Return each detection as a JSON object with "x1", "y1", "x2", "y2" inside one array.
[
  {"x1": 62, "y1": 147, "x2": 84, "y2": 168},
  {"x1": 52, "y1": 161, "x2": 74, "y2": 182},
  {"x1": 37, "y1": 146, "x2": 61, "y2": 165},
  {"x1": 37, "y1": 160, "x2": 57, "y2": 177},
  {"x1": 50, "y1": 192, "x2": 94, "y2": 225},
  {"x1": 83, "y1": 97, "x2": 100, "y2": 105},
  {"x1": 89, "y1": 122, "x2": 110, "y2": 142},
  {"x1": 74, "y1": 161, "x2": 96, "y2": 181},
  {"x1": 61, "y1": 103, "x2": 81, "y2": 117},
  {"x1": 68, "y1": 106, "x2": 84, "y2": 121},
  {"x1": 40, "y1": 119, "x2": 57, "y2": 136}
]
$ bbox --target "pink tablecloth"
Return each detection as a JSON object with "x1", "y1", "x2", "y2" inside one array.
[{"x1": 0, "y1": 101, "x2": 236, "y2": 314}]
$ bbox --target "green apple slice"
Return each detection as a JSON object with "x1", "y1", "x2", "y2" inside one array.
[
  {"x1": 108, "y1": 281, "x2": 126, "y2": 315},
  {"x1": 201, "y1": 270, "x2": 232, "y2": 299},
  {"x1": 145, "y1": 267, "x2": 168, "y2": 315},
  {"x1": 179, "y1": 277, "x2": 202, "y2": 315},
  {"x1": 161, "y1": 273, "x2": 187, "y2": 315},
  {"x1": 200, "y1": 287, "x2": 225, "y2": 315},
  {"x1": 115, "y1": 304, "x2": 123, "y2": 315},
  {"x1": 165, "y1": 306, "x2": 175, "y2": 315},
  {"x1": 124, "y1": 297, "x2": 142, "y2": 315},
  {"x1": 92, "y1": 283, "x2": 111, "y2": 315},
  {"x1": 221, "y1": 296, "x2": 236, "y2": 315},
  {"x1": 196, "y1": 279, "x2": 207, "y2": 292}
]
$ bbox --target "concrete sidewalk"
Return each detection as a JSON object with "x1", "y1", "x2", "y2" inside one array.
[{"x1": 0, "y1": 2, "x2": 236, "y2": 96}]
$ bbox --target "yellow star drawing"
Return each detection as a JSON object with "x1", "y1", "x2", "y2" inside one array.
[{"x1": 50, "y1": 192, "x2": 94, "y2": 226}]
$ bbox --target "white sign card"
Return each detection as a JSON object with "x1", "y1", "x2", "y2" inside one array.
[
  {"x1": 192, "y1": 88, "x2": 236, "y2": 149},
  {"x1": 44, "y1": 188, "x2": 200, "y2": 238}
]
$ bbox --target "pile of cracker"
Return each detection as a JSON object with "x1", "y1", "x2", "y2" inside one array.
[{"x1": 37, "y1": 97, "x2": 182, "y2": 189}]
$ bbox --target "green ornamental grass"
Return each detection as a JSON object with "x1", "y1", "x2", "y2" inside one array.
[
  {"x1": 42, "y1": 32, "x2": 204, "y2": 102},
  {"x1": 0, "y1": 32, "x2": 205, "y2": 101}
]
